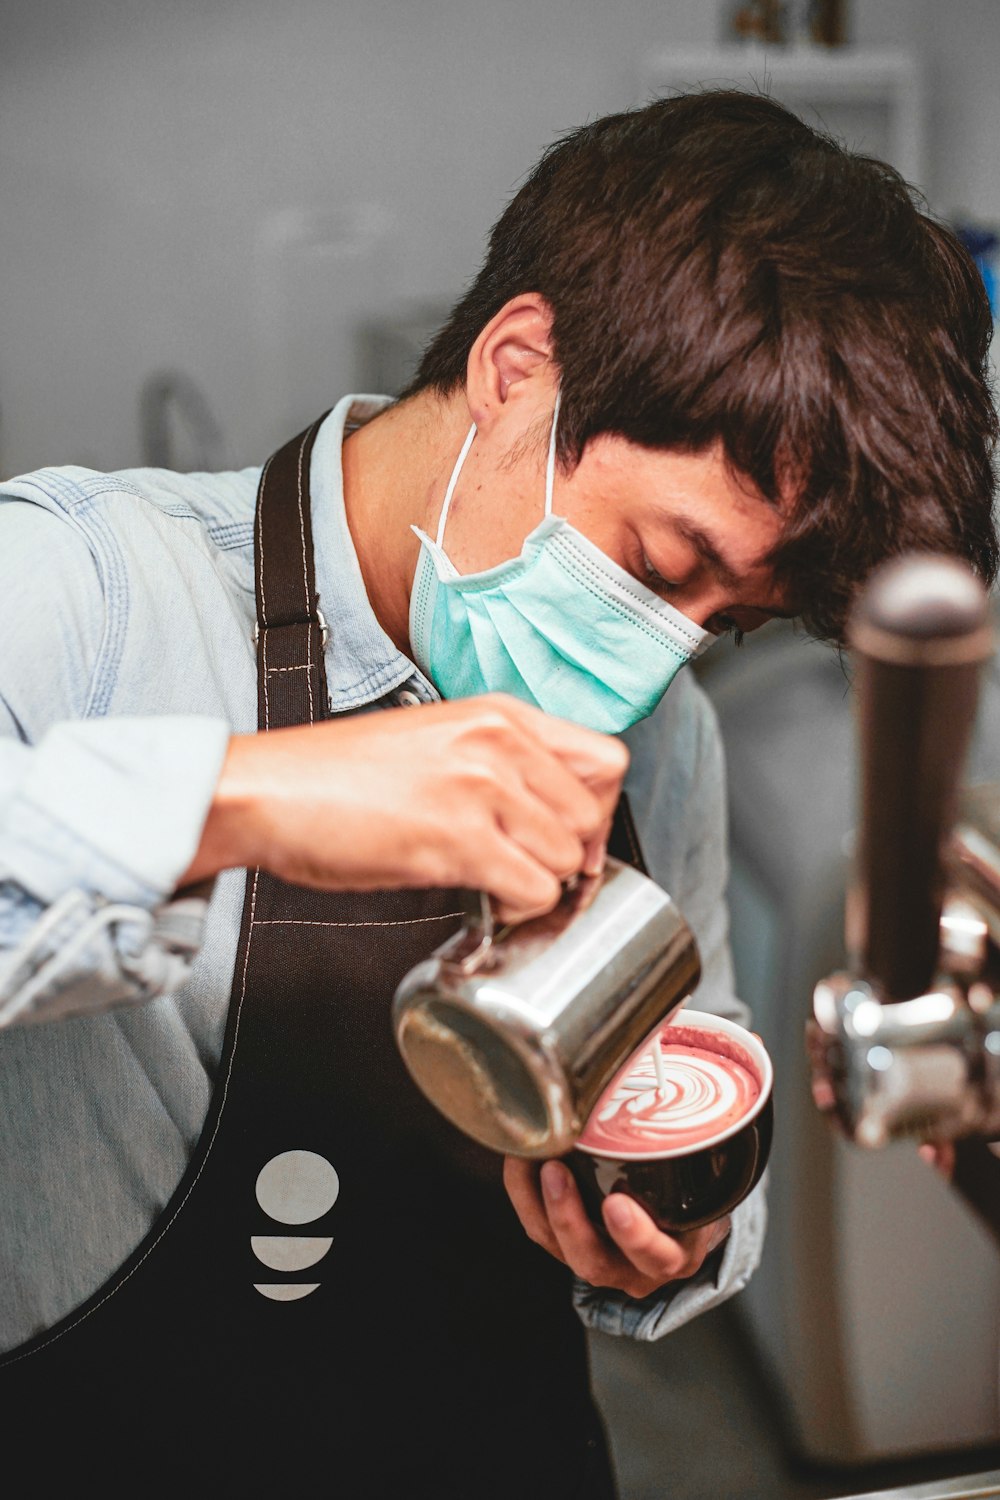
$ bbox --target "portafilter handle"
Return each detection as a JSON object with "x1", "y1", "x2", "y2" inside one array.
[{"x1": 847, "y1": 553, "x2": 993, "y2": 1001}]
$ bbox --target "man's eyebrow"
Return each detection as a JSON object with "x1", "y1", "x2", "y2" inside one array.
[
  {"x1": 674, "y1": 517, "x2": 743, "y2": 591},
  {"x1": 674, "y1": 514, "x2": 797, "y2": 618}
]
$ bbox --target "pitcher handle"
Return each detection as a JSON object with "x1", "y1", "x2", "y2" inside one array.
[{"x1": 458, "y1": 889, "x2": 496, "y2": 974}]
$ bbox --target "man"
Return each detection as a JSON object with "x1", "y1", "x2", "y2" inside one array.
[{"x1": 0, "y1": 90, "x2": 995, "y2": 1497}]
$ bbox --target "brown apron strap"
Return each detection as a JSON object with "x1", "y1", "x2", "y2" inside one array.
[
  {"x1": 608, "y1": 791, "x2": 649, "y2": 876},
  {"x1": 253, "y1": 413, "x2": 332, "y2": 731}
]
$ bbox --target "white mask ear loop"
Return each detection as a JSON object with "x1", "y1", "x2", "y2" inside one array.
[
  {"x1": 544, "y1": 389, "x2": 561, "y2": 519},
  {"x1": 435, "y1": 423, "x2": 477, "y2": 548},
  {"x1": 437, "y1": 391, "x2": 560, "y2": 549}
]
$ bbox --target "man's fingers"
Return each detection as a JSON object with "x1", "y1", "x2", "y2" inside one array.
[
  {"x1": 518, "y1": 753, "x2": 607, "y2": 849},
  {"x1": 509, "y1": 1160, "x2": 723, "y2": 1299},
  {"x1": 918, "y1": 1142, "x2": 956, "y2": 1179},
  {"x1": 597, "y1": 1193, "x2": 695, "y2": 1282},
  {"x1": 492, "y1": 786, "x2": 587, "y2": 885},
  {"x1": 478, "y1": 706, "x2": 615, "y2": 852},
  {"x1": 581, "y1": 816, "x2": 613, "y2": 877},
  {"x1": 472, "y1": 845, "x2": 562, "y2": 922},
  {"x1": 445, "y1": 697, "x2": 626, "y2": 911},
  {"x1": 539, "y1": 1163, "x2": 725, "y2": 1289},
  {"x1": 538, "y1": 1162, "x2": 644, "y2": 1289},
  {"x1": 602, "y1": 1198, "x2": 727, "y2": 1283},
  {"x1": 503, "y1": 1157, "x2": 566, "y2": 1262},
  {"x1": 486, "y1": 695, "x2": 629, "y2": 813}
]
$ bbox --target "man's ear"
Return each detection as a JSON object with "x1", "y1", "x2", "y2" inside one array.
[{"x1": 465, "y1": 294, "x2": 558, "y2": 433}]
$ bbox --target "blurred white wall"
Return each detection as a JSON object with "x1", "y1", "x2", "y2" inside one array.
[{"x1": 1, "y1": 0, "x2": 997, "y2": 475}]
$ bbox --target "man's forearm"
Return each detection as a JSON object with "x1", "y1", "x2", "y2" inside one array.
[{"x1": 0, "y1": 716, "x2": 231, "y2": 1026}]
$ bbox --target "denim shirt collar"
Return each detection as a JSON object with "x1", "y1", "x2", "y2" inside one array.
[{"x1": 310, "y1": 394, "x2": 438, "y2": 712}]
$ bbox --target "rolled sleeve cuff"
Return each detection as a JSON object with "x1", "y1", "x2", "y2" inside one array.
[
  {"x1": 572, "y1": 1176, "x2": 768, "y2": 1341},
  {"x1": 2, "y1": 716, "x2": 232, "y2": 906},
  {"x1": 0, "y1": 884, "x2": 212, "y2": 1028}
]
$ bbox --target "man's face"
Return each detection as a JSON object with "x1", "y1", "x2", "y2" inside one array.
[{"x1": 443, "y1": 430, "x2": 793, "y2": 639}]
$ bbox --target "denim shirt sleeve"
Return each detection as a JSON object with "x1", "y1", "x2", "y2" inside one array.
[
  {"x1": 0, "y1": 491, "x2": 231, "y2": 1027},
  {"x1": 572, "y1": 673, "x2": 768, "y2": 1340}
]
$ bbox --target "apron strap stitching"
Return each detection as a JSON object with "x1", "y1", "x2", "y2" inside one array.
[
  {"x1": 262, "y1": 627, "x2": 271, "y2": 729},
  {"x1": 255, "y1": 453, "x2": 276, "y2": 629},
  {"x1": 295, "y1": 425, "x2": 313, "y2": 619},
  {"x1": 253, "y1": 913, "x2": 463, "y2": 928},
  {"x1": 296, "y1": 425, "x2": 316, "y2": 729},
  {"x1": 294, "y1": 423, "x2": 318, "y2": 724},
  {"x1": 253, "y1": 417, "x2": 329, "y2": 727}
]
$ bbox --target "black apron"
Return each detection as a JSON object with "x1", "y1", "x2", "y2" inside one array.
[{"x1": 1, "y1": 417, "x2": 650, "y2": 1498}]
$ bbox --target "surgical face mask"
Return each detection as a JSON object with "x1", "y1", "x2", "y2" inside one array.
[{"x1": 409, "y1": 394, "x2": 713, "y2": 734}]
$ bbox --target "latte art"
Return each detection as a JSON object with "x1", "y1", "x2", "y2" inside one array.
[{"x1": 579, "y1": 1024, "x2": 761, "y2": 1156}]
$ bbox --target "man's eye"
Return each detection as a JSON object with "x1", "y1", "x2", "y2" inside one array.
[{"x1": 641, "y1": 553, "x2": 679, "y2": 596}]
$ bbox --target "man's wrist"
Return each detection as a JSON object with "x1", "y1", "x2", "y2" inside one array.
[{"x1": 178, "y1": 734, "x2": 263, "y2": 886}]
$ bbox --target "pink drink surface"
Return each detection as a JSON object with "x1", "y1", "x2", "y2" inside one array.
[{"x1": 578, "y1": 1024, "x2": 761, "y2": 1156}]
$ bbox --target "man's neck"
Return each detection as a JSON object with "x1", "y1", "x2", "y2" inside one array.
[{"x1": 341, "y1": 388, "x2": 470, "y2": 656}]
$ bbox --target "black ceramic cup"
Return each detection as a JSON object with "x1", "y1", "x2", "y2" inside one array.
[{"x1": 566, "y1": 1008, "x2": 773, "y2": 1234}]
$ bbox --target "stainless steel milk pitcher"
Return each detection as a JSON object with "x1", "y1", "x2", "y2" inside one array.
[{"x1": 392, "y1": 856, "x2": 701, "y2": 1157}]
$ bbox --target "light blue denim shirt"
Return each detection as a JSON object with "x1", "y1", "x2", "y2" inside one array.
[{"x1": 0, "y1": 395, "x2": 765, "y2": 1354}]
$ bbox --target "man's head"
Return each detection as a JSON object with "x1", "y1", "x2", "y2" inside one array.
[{"x1": 407, "y1": 89, "x2": 998, "y2": 643}]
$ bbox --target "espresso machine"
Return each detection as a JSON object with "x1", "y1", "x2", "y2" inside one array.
[{"x1": 808, "y1": 551, "x2": 1000, "y2": 1241}]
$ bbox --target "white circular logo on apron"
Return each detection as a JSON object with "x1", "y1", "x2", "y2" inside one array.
[{"x1": 252, "y1": 1149, "x2": 338, "y2": 1301}]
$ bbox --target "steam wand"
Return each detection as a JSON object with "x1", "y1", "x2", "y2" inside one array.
[{"x1": 807, "y1": 553, "x2": 1000, "y2": 1241}]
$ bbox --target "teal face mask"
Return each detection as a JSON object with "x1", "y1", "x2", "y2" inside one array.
[{"x1": 409, "y1": 394, "x2": 713, "y2": 733}]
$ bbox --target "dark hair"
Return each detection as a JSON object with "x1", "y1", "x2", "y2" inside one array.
[{"x1": 407, "y1": 90, "x2": 998, "y2": 642}]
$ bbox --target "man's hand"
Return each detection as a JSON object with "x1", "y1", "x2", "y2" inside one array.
[
  {"x1": 503, "y1": 1157, "x2": 730, "y2": 1299},
  {"x1": 918, "y1": 1142, "x2": 956, "y2": 1178},
  {"x1": 180, "y1": 693, "x2": 628, "y2": 921}
]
